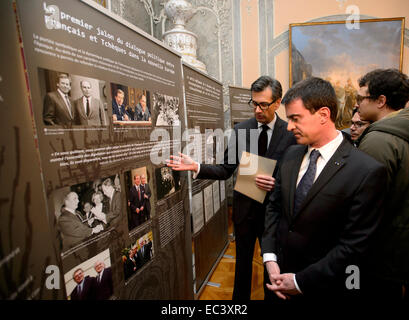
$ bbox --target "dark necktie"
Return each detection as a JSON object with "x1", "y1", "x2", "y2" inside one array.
[
  {"x1": 137, "y1": 186, "x2": 141, "y2": 201},
  {"x1": 294, "y1": 149, "x2": 321, "y2": 215},
  {"x1": 258, "y1": 125, "x2": 269, "y2": 156},
  {"x1": 86, "y1": 98, "x2": 90, "y2": 117}
]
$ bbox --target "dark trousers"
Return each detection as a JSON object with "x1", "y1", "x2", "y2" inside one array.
[{"x1": 232, "y1": 212, "x2": 267, "y2": 300}]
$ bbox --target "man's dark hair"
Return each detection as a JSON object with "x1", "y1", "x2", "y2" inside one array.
[
  {"x1": 282, "y1": 77, "x2": 338, "y2": 122},
  {"x1": 358, "y1": 68, "x2": 409, "y2": 111},
  {"x1": 250, "y1": 76, "x2": 282, "y2": 102}
]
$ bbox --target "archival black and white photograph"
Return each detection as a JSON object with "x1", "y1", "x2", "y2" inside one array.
[
  {"x1": 52, "y1": 174, "x2": 122, "y2": 253},
  {"x1": 212, "y1": 181, "x2": 220, "y2": 214},
  {"x1": 153, "y1": 92, "x2": 180, "y2": 126},
  {"x1": 220, "y1": 180, "x2": 226, "y2": 203},
  {"x1": 64, "y1": 248, "x2": 113, "y2": 300},
  {"x1": 111, "y1": 83, "x2": 152, "y2": 125},
  {"x1": 124, "y1": 167, "x2": 152, "y2": 231},
  {"x1": 122, "y1": 231, "x2": 154, "y2": 281},
  {"x1": 191, "y1": 191, "x2": 204, "y2": 234},
  {"x1": 38, "y1": 68, "x2": 108, "y2": 127},
  {"x1": 203, "y1": 184, "x2": 214, "y2": 223},
  {"x1": 154, "y1": 166, "x2": 181, "y2": 201}
]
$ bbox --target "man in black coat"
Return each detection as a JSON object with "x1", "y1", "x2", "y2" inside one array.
[
  {"x1": 141, "y1": 174, "x2": 151, "y2": 221},
  {"x1": 124, "y1": 246, "x2": 139, "y2": 280},
  {"x1": 167, "y1": 76, "x2": 296, "y2": 300},
  {"x1": 129, "y1": 175, "x2": 146, "y2": 228},
  {"x1": 261, "y1": 77, "x2": 386, "y2": 302}
]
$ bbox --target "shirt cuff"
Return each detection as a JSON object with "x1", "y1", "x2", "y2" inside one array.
[
  {"x1": 293, "y1": 274, "x2": 302, "y2": 294},
  {"x1": 262, "y1": 253, "x2": 277, "y2": 264},
  {"x1": 192, "y1": 163, "x2": 200, "y2": 179}
]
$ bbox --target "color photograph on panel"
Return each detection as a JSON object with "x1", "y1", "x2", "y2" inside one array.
[
  {"x1": 124, "y1": 166, "x2": 152, "y2": 231},
  {"x1": 122, "y1": 231, "x2": 154, "y2": 282},
  {"x1": 110, "y1": 82, "x2": 152, "y2": 125},
  {"x1": 290, "y1": 18, "x2": 404, "y2": 129},
  {"x1": 64, "y1": 248, "x2": 113, "y2": 300}
]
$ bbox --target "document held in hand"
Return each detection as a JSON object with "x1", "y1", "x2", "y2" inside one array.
[{"x1": 234, "y1": 151, "x2": 277, "y2": 203}]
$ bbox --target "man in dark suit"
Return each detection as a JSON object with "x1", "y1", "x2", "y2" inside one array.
[
  {"x1": 137, "y1": 238, "x2": 152, "y2": 266},
  {"x1": 141, "y1": 174, "x2": 151, "y2": 221},
  {"x1": 167, "y1": 76, "x2": 296, "y2": 300},
  {"x1": 43, "y1": 73, "x2": 75, "y2": 125},
  {"x1": 70, "y1": 268, "x2": 96, "y2": 300},
  {"x1": 74, "y1": 80, "x2": 106, "y2": 126},
  {"x1": 93, "y1": 261, "x2": 113, "y2": 300},
  {"x1": 124, "y1": 246, "x2": 139, "y2": 280},
  {"x1": 261, "y1": 77, "x2": 386, "y2": 301},
  {"x1": 129, "y1": 175, "x2": 146, "y2": 228},
  {"x1": 57, "y1": 192, "x2": 104, "y2": 251},
  {"x1": 101, "y1": 178, "x2": 123, "y2": 234},
  {"x1": 111, "y1": 89, "x2": 129, "y2": 121}
]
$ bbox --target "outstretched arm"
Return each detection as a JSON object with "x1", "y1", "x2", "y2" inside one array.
[{"x1": 166, "y1": 152, "x2": 199, "y2": 172}]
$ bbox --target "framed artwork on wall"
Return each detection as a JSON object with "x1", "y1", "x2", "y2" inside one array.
[{"x1": 289, "y1": 17, "x2": 404, "y2": 129}]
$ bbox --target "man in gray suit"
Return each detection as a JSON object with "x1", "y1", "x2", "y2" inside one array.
[
  {"x1": 43, "y1": 73, "x2": 75, "y2": 125},
  {"x1": 74, "y1": 80, "x2": 106, "y2": 126}
]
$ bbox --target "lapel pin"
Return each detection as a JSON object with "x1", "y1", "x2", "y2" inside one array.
[{"x1": 335, "y1": 161, "x2": 340, "y2": 166}]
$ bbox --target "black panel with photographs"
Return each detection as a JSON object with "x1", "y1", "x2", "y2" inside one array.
[{"x1": 13, "y1": 0, "x2": 193, "y2": 300}]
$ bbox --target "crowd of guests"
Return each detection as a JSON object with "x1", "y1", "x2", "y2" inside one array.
[{"x1": 123, "y1": 238, "x2": 153, "y2": 280}]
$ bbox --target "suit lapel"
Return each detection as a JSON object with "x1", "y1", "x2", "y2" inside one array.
[
  {"x1": 287, "y1": 146, "x2": 307, "y2": 219},
  {"x1": 56, "y1": 92, "x2": 73, "y2": 119},
  {"x1": 265, "y1": 114, "x2": 285, "y2": 159},
  {"x1": 245, "y1": 118, "x2": 258, "y2": 154},
  {"x1": 77, "y1": 98, "x2": 86, "y2": 119},
  {"x1": 292, "y1": 138, "x2": 351, "y2": 221},
  {"x1": 88, "y1": 98, "x2": 95, "y2": 118}
]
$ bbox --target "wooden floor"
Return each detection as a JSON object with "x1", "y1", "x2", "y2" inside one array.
[{"x1": 198, "y1": 208, "x2": 265, "y2": 300}]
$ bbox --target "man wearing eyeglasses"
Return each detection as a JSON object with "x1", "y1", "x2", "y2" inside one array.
[
  {"x1": 356, "y1": 68, "x2": 409, "y2": 301},
  {"x1": 349, "y1": 108, "x2": 371, "y2": 146},
  {"x1": 167, "y1": 76, "x2": 296, "y2": 300}
]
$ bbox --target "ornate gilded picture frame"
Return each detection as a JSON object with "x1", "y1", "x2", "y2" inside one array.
[{"x1": 289, "y1": 17, "x2": 404, "y2": 129}]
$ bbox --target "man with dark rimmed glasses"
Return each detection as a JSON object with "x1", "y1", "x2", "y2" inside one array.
[
  {"x1": 166, "y1": 76, "x2": 296, "y2": 300},
  {"x1": 356, "y1": 68, "x2": 409, "y2": 302}
]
